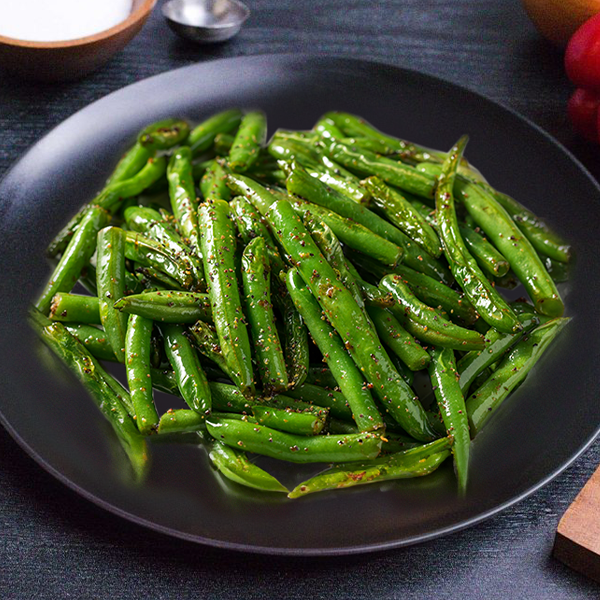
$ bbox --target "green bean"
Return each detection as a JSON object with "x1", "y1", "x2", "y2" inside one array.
[
  {"x1": 286, "y1": 383, "x2": 353, "y2": 421},
  {"x1": 306, "y1": 164, "x2": 370, "y2": 204},
  {"x1": 305, "y1": 366, "x2": 339, "y2": 389},
  {"x1": 200, "y1": 159, "x2": 232, "y2": 202},
  {"x1": 189, "y1": 109, "x2": 243, "y2": 156},
  {"x1": 477, "y1": 183, "x2": 572, "y2": 264},
  {"x1": 322, "y1": 112, "x2": 445, "y2": 162},
  {"x1": 458, "y1": 225, "x2": 510, "y2": 278},
  {"x1": 162, "y1": 323, "x2": 212, "y2": 416},
  {"x1": 292, "y1": 198, "x2": 403, "y2": 267},
  {"x1": 124, "y1": 231, "x2": 197, "y2": 291},
  {"x1": 313, "y1": 116, "x2": 345, "y2": 140},
  {"x1": 362, "y1": 176, "x2": 441, "y2": 258},
  {"x1": 230, "y1": 195, "x2": 310, "y2": 388},
  {"x1": 367, "y1": 306, "x2": 430, "y2": 371},
  {"x1": 226, "y1": 172, "x2": 280, "y2": 215},
  {"x1": 199, "y1": 200, "x2": 255, "y2": 396},
  {"x1": 349, "y1": 251, "x2": 479, "y2": 327},
  {"x1": 113, "y1": 290, "x2": 211, "y2": 323},
  {"x1": 213, "y1": 132, "x2": 235, "y2": 156},
  {"x1": 64, "y1": 324, "x2": 115, "y2": 362},
  {"x1": 457, "y1": 310, "x2": 539, "y2": 395},
  {"x1": 381, "y1": 275, "x2": 485, "y2": 351},
  {"x1": 157, "y1": 409, "x2": 208, "y2": 434},
  {"x1": 418, "y1": 161, "x2": 564, "y2": 317},
  {"x1": 343, "y1": 260, "x2": 395, "y2": 308},
  {"x1": 467, "y1": 317, "x2": 570, "y2": 435},
  {"x1": 268, "y1": 137, "x2": 320, "y2": 164},
  {"x1": 47, "y1": 157, "x2": 167, "y2": 258},
  {"x1": 206, "y1": 417, "x2": 382, "y2": 463},
  {"x1": 188, "y1": 320, "x2": 236, "y2": 381},
  {"x1": 31, "y1": 311, "x2": 148, "y2": 479},
  {"x1": 95, "y1": 226, "x2": 128, "y2": 361},
  {"x1": 138, "y1": 118, "x2": 190, "y2": 151},
  {"x1": 167, "y1": 147, "x2": 202, "y2": 255},
  {"x1": 209, "y1": 441, "x2": 288, "y2": 492},
  {"x1": 37, "y1": 207, "x2": 109, "y2": 315},
  {"x1": 105, "y1": 142, "x2": 153, "y2": 187},
  {"x1": 541, "y1": 253, "x2": 572, "y2": 284},
  {"x1": 304, "y1": 216, "x2": 368, "y2": 319},
  {"x1": 288, "y1": 436, "x2": 451, "y2": 498},
  {"x1": 435, "y1": 137, "x2": 520, "y2": 332},
  {"x1": 124, "y1": 205, "x2": 205, "y2": 288},
  {"x1": 285, "y1": 268, "x2": 383, "y2": 432},
  {"x1": 125, "y1": 314, "x2": 158, "y2": 434},
  {"x1": 273, "y1": 208, "x2": 434, "y2": 439},
  {"x1": 321, "y1": 139, "x2": 437, "y2": 199},
  {"x1": 241, "y1": 237, "x2": 288, "y2": 393},
  {"x1": 50, "y1": 293, "x2": 100, "y2": 324},
  {"x1": 228, "y1": 111, "x2": 267, "y2": 172},
  {"x1": 429, "y1": 347, "x2": 470, "y2": 493},
  {"x1": 252, "y1": 404, "x2": 328, "y2": 436},
  {"x1": 133, "y1": 264, "x2": 184, "y2": 291},
  {"x1": 389, "y1": 353, "x2": 415, "y2": 385},
  {"x1": 411, "y1": 198, "x2": 511, "y2": 278},
  {"x1": 285, "y1": 162, "x2": 451, "y2": 284}
]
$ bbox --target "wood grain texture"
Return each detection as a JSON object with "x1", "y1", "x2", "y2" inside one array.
[
  {"x1": 554, "y1": 465, "x2": 600, "y2": 582},
  {"x1": 1, "y1": 1, "x2": 599, "y2": 598}
]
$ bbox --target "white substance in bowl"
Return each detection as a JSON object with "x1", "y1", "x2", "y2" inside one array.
[{"x1": 0, "y1": 0, "x2": 133, "y2": 42}]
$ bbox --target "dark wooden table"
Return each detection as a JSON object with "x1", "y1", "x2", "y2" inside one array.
[{"x1": 1, "y1": 1, "x2": 599, "y2": 597}]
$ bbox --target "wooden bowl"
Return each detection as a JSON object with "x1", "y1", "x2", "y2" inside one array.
[{"x1": 0, "y1": 0, "x2": 157, "y2": 81}]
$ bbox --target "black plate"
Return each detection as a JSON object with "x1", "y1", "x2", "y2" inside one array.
[{"x1": 1, "y1": 55, "x2": 599, "y2": 556}]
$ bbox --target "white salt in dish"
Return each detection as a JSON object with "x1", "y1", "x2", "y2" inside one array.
[{"x1": 0, "y1": 0, "x2": 132, "y2": 42}]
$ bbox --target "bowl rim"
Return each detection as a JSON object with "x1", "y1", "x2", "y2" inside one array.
[{"x1": 0, "y1": 0, "x2": 157, "y2": 48}]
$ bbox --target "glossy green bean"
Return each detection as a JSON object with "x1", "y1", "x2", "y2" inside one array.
[
  {"x1": 367, "y1": 306, "x2": 431, "y2": 371},
  {"x1": 162, "y1": 324, "x2": 212, "y2": 417},
  {"x1": 138, "y1": 118, "x2": 190, "y2": 151},
  {"x1": 31, "y1": 311, "x2": 148, "y2": 479},
  {"x1": 209, "y1": 441, "x2": 288, "y2": 492},
  {"x1": 124, "y1": 231, "x2": 197, "y2": 291},
  {"x1": 206, "y1": 417, "x2": 382, "y2": 463},
  {"x1": 478, "y1": 183, "x2": 572, "y2": 263},
  {"x1": 105, "y1": 141, "x2": 153, "y2": 187},
  {"x1": 124, "y1": 205, "x2": 205, "y2": 288},
  {"x1": 50, "y1": 293, "x2": 100, "y2": 324},
  {"x1": 189, "y1": 109, "x2": 243, "y2": 156},
  {"x1": 252, "y1": 404, "x2": 328, "y2": 436},
  {"x1": 241, "y1": 237, "x2": 288, "y2": 393},
  {"x1": 362, "y1": 176, "x2": 441, "y2": 258},
  {"x1": 285, "y1": 162, "x2": 451, "y2": 284},
  {"x1": 228, "y1": 111, "x2": 267, "y2": 172},
  {"x1": 199, "y1": 200, "x2": 255, "y2": 396},
  {"x1": 64, "y1": 324, "x2": 115, "y2": 362},
  {"x1": 37, "y1": 207, "x2": 109, "y2": 315},
  {"x1": 429, "y1": 347, "x2": 470, "y2": 493},
  {"x1": 459, "y1": 225, "x2": 510, "y2": 278},
  {"x1": 321, "y1": 139, "x2": 436, "y2": 199},
  {"x1": 188, "y1": 320, "x2": 236, "y2": 381},
  {"x1": 288, "y1": 436, "x2": 451, "y2": 498},
  {"x1": 114, "y1": 290, "x2": 211, "y2": 323},
  {"x1": 349, "y1": 251, "x2": 479, "y2": 327},
  {"x1": 270, "y1": 203, "x2": 433, "y2": 440},
  {"x1": 466, "y1": 317, "x2": 570, "y2": 436},
  {"x1": 435, "y1": 137, "x2": 520, "y2": 333},
  {"x1": 292, "y1": 198, "x2": 403, "y2": 267},
  {"x1": 96, "y1": 226, "x2": 128, "y2": 362},
  {"x1": 381, "y1": 275, "x2": 486, "y2": 351},
  {"x1": 457, "y1": 310, "x2": 539, "y2": 395},
  {"x1": 200, "y1": 159, "x2": 231, "y2": 202},
  {"x1": 285, "y1": 383, "x2": 353, "y2": 421},
  {"x1": 285, "y1": 268, "x2": 383, "y2": 432},
  {"x1": 125, "y1": 314, "x2": 158, "y2": 434},
  {"x1": 167, "y1": 147, "x2": 202, "y2": 255}
]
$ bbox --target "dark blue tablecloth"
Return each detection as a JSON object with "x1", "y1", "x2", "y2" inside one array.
[{"x1": 1, "y1": 1, "x2": 599, "y2": 597}]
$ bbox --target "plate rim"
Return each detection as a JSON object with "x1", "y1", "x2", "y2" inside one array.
[{"x1": 1, "y1": 53, "x2": 599, "y2": 556}]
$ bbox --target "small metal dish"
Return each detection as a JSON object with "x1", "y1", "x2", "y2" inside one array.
[{"x1": 162, "y1": 0, "x2": 250, "y2": 44}]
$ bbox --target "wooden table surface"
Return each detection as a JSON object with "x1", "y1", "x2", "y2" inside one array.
[{"x1": 1, "y1": 1, "x2": 599, "y2": 597}]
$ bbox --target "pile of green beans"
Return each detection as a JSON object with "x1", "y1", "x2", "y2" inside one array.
[{"x1": 31, "y1": 109, "x2": 571, "y2": 498}]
